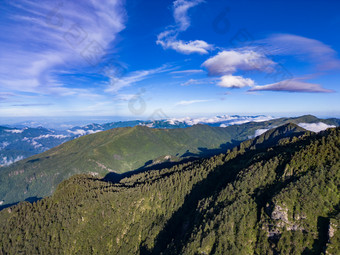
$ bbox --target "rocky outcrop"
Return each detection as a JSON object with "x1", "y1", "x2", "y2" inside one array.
[
  {"x1": 264, "y1": 203, "x2": 305, "y2": 239},
  {"x1": 325, "y1": 219, "x2": 339, "y2": 255},
  {"x1": 271, "y1": 204, "x2": 289, "y2": 223},
  {"x1": 328, "y1": 222, "x2": 336, "y2": 239}
]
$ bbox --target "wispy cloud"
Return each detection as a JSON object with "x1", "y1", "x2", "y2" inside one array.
[
  {"x1": 181, "y1": 79, "x2": 201, "y2": 86},
  {"x1": 0, "y1": 0, "x2": 126, "y2": 95},
  {"x1": 256, "y1": 34, "x2": 340, "y2": 71},
  {"x1": 175, "y1": 99, "x2": 212, "y2": 105},
  {"x1": 0, "y1": 92, "x2": 16, "y2": 101},
  {"x1": 113, "y1": 94, "x2": 136, "y2": 101},
  {"x1": 171, "y1": 69, "x2": 204, "y2": 74},
  {"x1": 11, "y1": 103, "x2": 53, "y2": 107},
  {"x1": 105, "y1": 65, "x2": 171, "y2": 93},
  {"x1": 157, "y1": 0, "x2": 213, "y2": 54},
  {"x1": 248, "y1": 78, "x2": 334, "y2": 93},
  {"x1": 173, "y1": 0, "x2": 203, "y2": 31},
  {"x1": 180, "y1": 77, "x2": 216, "y2": 86}
]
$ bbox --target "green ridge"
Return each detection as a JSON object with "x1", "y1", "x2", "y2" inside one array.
[
  {"x1": 0, "y1": 124, "x2": 243, "y2": 205},
  {"x1": 1, "y1": 125, "x2": 338, "y2": 254},
  {"x1": 0, "y1": 116, "x2": 336, "y2": 206}
]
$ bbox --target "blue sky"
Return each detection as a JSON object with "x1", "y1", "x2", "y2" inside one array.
[{"x1": 0, "y1": 0, "x2": 340, "y2": 119}]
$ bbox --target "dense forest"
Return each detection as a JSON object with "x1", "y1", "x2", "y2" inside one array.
[{"x1": 0, "y1": 123, "x2": 339, "y2": 254}]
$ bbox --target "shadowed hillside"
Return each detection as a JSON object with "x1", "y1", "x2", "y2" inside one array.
[
  {"x1": 0, "y1": 119, "x2": 318, "y2": 206},
  {"x1": 1, "y1": 124, "x2": 338, "y2": 254}
]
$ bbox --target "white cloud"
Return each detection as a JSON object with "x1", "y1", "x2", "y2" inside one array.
[
  {"x1": 0, "y1": 0, "x2": 126, "y2": 95},
  {"x1": 157, "y1": 0, "x2": 213, "y2": 54},
  {"x1": 254, "y1": 129, "x2": 269, "y2": 137},
  {"x1": 297, "y1": 122, "x2": 335, "y2": 132},
  {"x1": 157, "y1": 37, "x2": 213, "y2": 54},
  {"x1": 0, "y1": 142, "x2": 10, "y2": 150},
  {"x1": 5, "y1": 129, "x2": 24, "y2": 134},
  {"x1": 168, "y1": 115, "x2": 275, "y2": 125},
  {"x1": 87, "y1": 130, "x2": 102, "y2": 134},
  {"x1": 201, "y1": 50, "x2": 275, "y2": 89},
  {"x1": 67, "y1": 129, "x2": 87, "y2": 136},
  {"x1": 218, "y1": 75, "x2": 255, "y2": 88},
  {"x1": 201, "y1": 34, "x2": 340, "y2": 92},
  {"x1": 34, "y1": 134, "x2": 68, "y2": 139},
  {"x1": 202, "y1": 50, "x2": 275, "y2": 76},
  {"x1": 173, "y1": 0, "x2": 204, "y2": 31},
  {"x1": 0, "y1": 156, "x2": 24, "y2": 166},
  {"x1": 139, "y1": 123, "x2": 155, "y2": 128},
  {"x1": 31, "y1": 140, "x2": 43, "y2": 149},
  {"x1": 249, "y1": 78, "x2": 334, "y2": 93},
  {"x1": 175, "y1": 99, "x2": 212, "y2": 106},
  {"x1": 67, "y1": 129, "x2": 101, "y2": 136}
]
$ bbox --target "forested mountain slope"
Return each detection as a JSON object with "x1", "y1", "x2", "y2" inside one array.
[
  {"x1": 0, "y1": 124, "x2": 250, "y2": 205},
  {"x1": 1, "y1": 124, "x2": 338, "y2": 254},
  {"x1": 0, "y1": 115, "x2": 338, "y2": 208}
]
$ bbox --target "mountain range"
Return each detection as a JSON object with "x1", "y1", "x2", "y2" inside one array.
[
  {"x1": 0, "y1": 123, "x2": 338, "y2": 254},
  {"x1": 0, "y1": 115, "x2": 339, "y2": 207},
  {"x1": 1, "y1": 114, "x2": 339, "y2": 167}
]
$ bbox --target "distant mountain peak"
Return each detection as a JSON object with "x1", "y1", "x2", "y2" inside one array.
[
  {"x1": 238, "y1": 123, "x2": 309, "y2": 151},
  {"x1": 275, "y1": 122, "x2": 307, "y2": 132},
  {"x1": 258, "y1": 122, "x2": 307, "y2": 140}
]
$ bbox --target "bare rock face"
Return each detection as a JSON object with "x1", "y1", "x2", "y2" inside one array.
[
  {"x1": 328, "y1": 222, "x2": 336, "y2": 239},
  {"x1": 271, "y1": 204, "x2": 289, "y2": 223},
  {"x1": 325, "y1": 220, "x2": 339, "y2": 255},
  {"x1": 266, "y1": 203, "x2": 304, "y2": 238}
]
